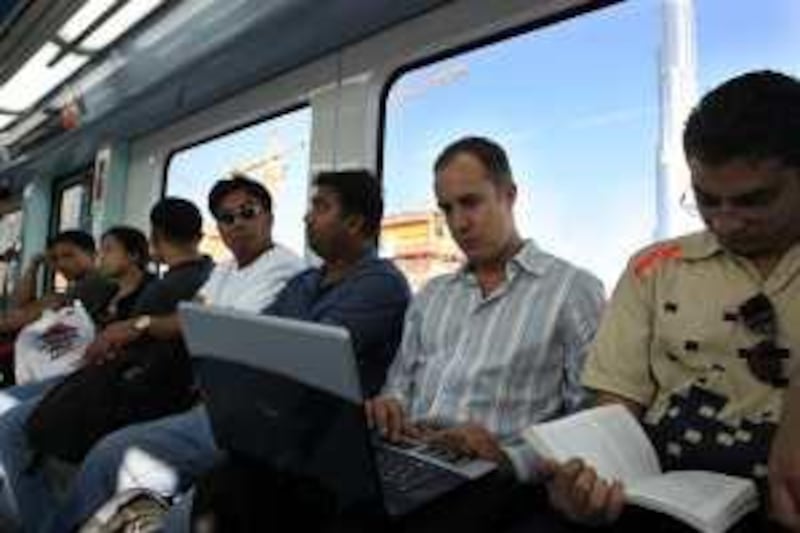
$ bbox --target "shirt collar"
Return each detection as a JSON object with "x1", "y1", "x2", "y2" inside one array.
[
  {"x1": 168, "y1": 255, "x2": 213, "y2": 273},
  {"x1": 454, "y1": 239, "x2": 548, "y2": 284},
  {"x1": 232, "y1": 244, "x2": 276, "y2": 272},
  {"x1": 311, "y1": 246, "x2": 379, "y2": 285},
  {"x1": 512, "y1": 239, "x2": 550, "y2": 276},
  {"x1": 680, "y1": 231, "x2": 724, "y2": 261}
]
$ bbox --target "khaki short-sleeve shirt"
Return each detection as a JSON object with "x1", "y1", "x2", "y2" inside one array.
[{"x1": 583, "y1": 231, "x2": 800, "y2": 479}]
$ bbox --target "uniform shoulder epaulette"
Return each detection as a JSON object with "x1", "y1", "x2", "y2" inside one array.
[{"x1": 633, "y1": 242, "x2": 683, "y2": 278}]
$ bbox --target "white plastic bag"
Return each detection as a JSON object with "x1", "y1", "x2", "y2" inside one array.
[{"x1": 14, "y1": 300, "x2": 96, "y2": 385}]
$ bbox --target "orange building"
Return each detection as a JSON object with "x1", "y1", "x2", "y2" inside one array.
[{"x1": 380, "y1": 210, "x2": 461, "y2": 291}]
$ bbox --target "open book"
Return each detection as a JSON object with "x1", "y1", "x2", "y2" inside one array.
[{"x1": 524, "y1": 405, "x2": 758, "y2": 533}]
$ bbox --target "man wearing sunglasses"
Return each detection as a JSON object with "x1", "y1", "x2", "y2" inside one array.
[
  {"x1": 540, "y1": 71, "x2": 800, "y2": 530},
  {"x1": 32, "y1": 170, "x2": 410, "y2": 533},
  {"x1": 0, "y1": 175, "x2": 306, "y2": 532},
  {"x1": 78, "y1": 174, "x2": 305, "y2": 364},
  {"x1": 197, "y1": 174, "x2": 306, "y2": 312}
]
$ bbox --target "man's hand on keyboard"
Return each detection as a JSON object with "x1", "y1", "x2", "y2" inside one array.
[
  {"x1": 365, "y1": 396, "x2": 420, "y2": 442},
  {"x1": 424, "y1": 423, "x2": 505, "y2": 463}
]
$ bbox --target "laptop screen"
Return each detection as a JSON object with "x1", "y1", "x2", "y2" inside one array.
[{"x1": 181, "y1": 304, "x2": 385, "y2": 515}]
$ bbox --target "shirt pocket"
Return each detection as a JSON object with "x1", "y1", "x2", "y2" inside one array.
[{"x1": 654, "y1": 299, "x2": 733, "y2": 377}]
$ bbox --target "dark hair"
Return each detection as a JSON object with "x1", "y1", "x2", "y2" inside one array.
[
  {"x1": 47, "y1": 230, "x2": 95, "y2": 255},
  {"x1": 434, "y1": 136, "x2": 514, "y2": 188},
  {"x1": 313, "y1": 170, "x2": 383, "y2": 236},
  {"x1": 208, "y1": 174, "x2": 272, "y2": 219},
  {"x1": 684, "y1": 70, "x2": 800, "y2": 168},
  {"x1": 149, "y1": 197, "x2": 202, "y2": 245},
  {"x1": 102, "y1": 226, "x2": 150, "y2": 269}
]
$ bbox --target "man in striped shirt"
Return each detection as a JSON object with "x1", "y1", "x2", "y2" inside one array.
[
  {"x1": 367, "y1": 136, "x2": 605, "y2": 485},
  {"x1": 182, "y1": 139, "x2": 601, "y2": 533}
]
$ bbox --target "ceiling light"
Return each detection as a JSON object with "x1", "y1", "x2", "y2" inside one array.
[
  {"x1": 58, "y1": 0, "x2": 117, "y2": 42},
  {"x1": 82, "y1": 0, "x2": 165, "y2": 50},
  {"x1": 0, "y1": 44, "x2": 88, "y2": 112},
  {"x1": 0, "y1": 115, "x2": 15, "y2": 130}
]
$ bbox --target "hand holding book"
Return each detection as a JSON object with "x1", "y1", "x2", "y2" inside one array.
[
  {"x1": 526, "y1": 405, "x2": 757, "y2": 533},
  {"x1": 541, "y1": 456, "x2": 626, "y2": 526}
]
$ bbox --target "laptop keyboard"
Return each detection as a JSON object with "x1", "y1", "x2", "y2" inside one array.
[
  {"x1": 376, "y1": 446, "x2": 460, "y2": 494},
  {"x1": 413, "y1": 443, "x2": 473, "y2": 466}
]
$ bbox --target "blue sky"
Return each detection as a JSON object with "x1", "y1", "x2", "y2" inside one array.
[
  {"x1": 384, "y1": 0, "x2": 800, "y2": 290},
  {"x1": 166, "y1": 0, "x2": 800, "y2": 290}
]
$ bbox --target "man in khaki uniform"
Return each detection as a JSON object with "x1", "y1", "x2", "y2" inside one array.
[
  {"x1": 544, "y1": 70, "x2": 800, "y2": 530},
  {"x1": 585, "y1": 232, "x2": 799, "y2": 480}
]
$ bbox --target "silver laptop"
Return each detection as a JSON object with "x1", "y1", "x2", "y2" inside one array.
[{"x1": 179, "y1": 303, "x2": 495, "y2": 518}]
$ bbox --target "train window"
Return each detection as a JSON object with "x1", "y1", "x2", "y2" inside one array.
[
  {"x1": 56, "y1": 185, "x2": 88, "y2": 232},
  {"x1": 165, "y1": 107, "x2": 312, "y2": 261},
  {"x1": 52, "y1": 173, "x2": 92, "y2": 234},
  {"x1": 0, "y1": 209, "x2": 23, "y2": 303},
  {"x1": 381, "y1": 0, "x2": 800, "y2": 292}
]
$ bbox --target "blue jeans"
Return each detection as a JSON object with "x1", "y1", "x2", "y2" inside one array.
[
  {"x1": 161, "y1": 489, "x2": 193, "y2": 533},
  {"x1": 48, "y1": 404, "x2": 222, "y2": 533},
  {"x1": 0, "y1": 377, "x2": 64, "y2": 533}
]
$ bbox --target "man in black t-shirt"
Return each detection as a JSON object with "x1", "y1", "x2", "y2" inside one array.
[
  {"x1": 0, "y1": 198, "x2": 213, "y2": 531},
  {"x1": 83, "y1": 198, "x2": 213, "y2": 364}
]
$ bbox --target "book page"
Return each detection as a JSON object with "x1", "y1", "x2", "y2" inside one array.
[
  {"x1": 523, "y1": 405, "x2": 660, "y2": 484},
  {"x1": 627, "y1": 471, "x2": 757, "y2": 533}
]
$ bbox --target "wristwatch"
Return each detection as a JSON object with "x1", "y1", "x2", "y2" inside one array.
[{"x1": 133, "y1": 314, "x2": 152, "y2": 334}]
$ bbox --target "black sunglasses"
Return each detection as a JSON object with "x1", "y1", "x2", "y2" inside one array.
[
  {"x1": 737, "y1": 293, "x2": 789, "y2": 387},
  {"x1": 216, "y1": 204, "x2": 262, "y2": 225}
]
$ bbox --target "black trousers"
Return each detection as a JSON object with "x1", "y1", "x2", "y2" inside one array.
[
  {"x1": 334, "y1": 475, "x2": 778, "y2": 533},
  {"x1": 325, "y1": 473, "x2": 571, "y2": 533},
  {"x1": 193, "y1": 460, "x2": 776, "y2": 533},
  {"x1": 194, "y1": 462, "x2": 551, "y2": 533},
  {"x1": 504, "y1": 499, "x2": 777, "y2": 533}
]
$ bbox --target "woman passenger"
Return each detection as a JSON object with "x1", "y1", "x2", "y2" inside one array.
[{"x1": 96, "y1": 226, "x2": 154, "y2": 326}]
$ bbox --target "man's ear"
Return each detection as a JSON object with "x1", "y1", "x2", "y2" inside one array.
[
  {"x1": 505, "y1": 182, "x2": 518, "y2": 206},
  {"x1": 344, "y1": 213, "x2": 367, "y2": 237}
]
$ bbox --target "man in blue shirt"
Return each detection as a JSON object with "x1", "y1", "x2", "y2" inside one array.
[{"x1": 45, "y1": 169, "x2": 410, "y2": 533}]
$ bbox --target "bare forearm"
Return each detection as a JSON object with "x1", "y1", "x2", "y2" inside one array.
[
  {"x1": 91, "y1": 313, "x2": 183, "y2": 355},
  {"x1": 145, "y1": 313, "x2": 183, "y2": 341},
  {"x1": 0, "y1": 302, "x2": 47, "y2": 334}
]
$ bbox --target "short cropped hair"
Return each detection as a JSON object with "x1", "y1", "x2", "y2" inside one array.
[
  {"x1": 434, "y1": 136, "x2": 514, "y2": 188},
  {"x1": 208, "y1": 173, "x2": 272, "y2": 219},
  {"x1": 684, "y1": 70, "x2": 800, "y2": 168},
  {"x1": 47, "y1": 230, "x2": 95, "y2": 255},
  {"x1": 313, "y1": 170, "x2": 383, "y2": 237},
  {"x1": 150, "y1": 197, "x2": 202, "y2": 245}
]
